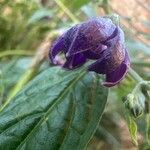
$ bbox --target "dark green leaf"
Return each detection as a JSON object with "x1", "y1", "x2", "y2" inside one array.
[
  {"x1": 1, "y1": 58, "x2": 31, "y2": 88},
  {"x1": 0, "y1": 67, "x2": 108, "y2": 150},
  {"x1": 0, "y1": 59, "x2": 30, "y2": 104},
  {"x1": 0, "y1": 58, "x2": 49, "y2": 104}
]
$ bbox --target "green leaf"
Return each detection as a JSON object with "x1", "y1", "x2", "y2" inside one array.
[
  {"x1": 28, "y1": 9, "x2": 54, "y2": 24},
  {"x1": 0, "y1": 67, "x2": 108, "y2": 150},
  {"x1": 0, "y1": 58, "x2": 32, "y2": 104},
  {"x1": 0, "y1": 58, "x2": 49, "y2": 104},
  {"x1": 0, "y1": 58, "x2": 32, "y2": 88}
]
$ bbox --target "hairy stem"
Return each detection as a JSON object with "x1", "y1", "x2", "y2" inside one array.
[{"x1": 128, "y1": 68, "x2": 143, "y2": 82}]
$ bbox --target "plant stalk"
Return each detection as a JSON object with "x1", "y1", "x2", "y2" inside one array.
[{"x1": 0, "y1": 50, "x2": 34, "y2": 58}]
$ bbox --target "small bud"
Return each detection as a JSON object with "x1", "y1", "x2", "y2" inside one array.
[
  {"x1": 125, "y1": 94, "x2": 134, "y2": 109},
  {"x1": 125, "y1": 93, "x2": 144, "y2": 118},
  {"x1": 130, "y1": 105, "x2": 143, "y2": 118}
]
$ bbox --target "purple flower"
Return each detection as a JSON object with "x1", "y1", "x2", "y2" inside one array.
[{"x1": 49, "y1": 17, "x2": 130, "y2": 87}]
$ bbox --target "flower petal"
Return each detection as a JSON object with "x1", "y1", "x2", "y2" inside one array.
[
  {"x1": 88, "y1": 57, "x2": 107, "y2": 74},
  {"x1": 63, "y1": 53, "x2": 86, "y2": 69},
  {"x1": 103, "y1": 50, "x2": 130, "y2": 87},
  {"x1": 87, "y1": 49, "x2": 110, "y2": 74},
  {"x1": 101, "y1": 27, "x2": 126, "y2": 74},
  {"x1": 83, "y1": 27, "x2": 118, "y2": 60},
  {"x1": 50, "y1": 35, "x2": 65, "y2": 64},
  {"x1": 83, "y1": 43, "x2": 107, "y2": 59},
  {"x1": 66, "y1": 17, "x2": 116, "y2": 57}
]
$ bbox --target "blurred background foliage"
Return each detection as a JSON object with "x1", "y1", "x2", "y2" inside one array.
[{"x1": 0, "y1": 0, "x2": 150, "y2": 149}]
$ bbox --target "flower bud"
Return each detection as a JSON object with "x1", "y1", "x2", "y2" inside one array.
[{"x1": 125, "y1": 92, "x2": 145, "y2": 118}]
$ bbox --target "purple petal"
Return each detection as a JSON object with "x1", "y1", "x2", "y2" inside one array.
[
  {"x1": 66, "y1": 17, "x2": 116, "y2": 57},
  {"x1": 88, "y1": 58, "x2": 107, "y2": 74},
  {"x1": 104, "y1": 27, "x2": 118, "y2": 42},
  {"x1": 83, "y1": 44, "x2": 107, "y2": 59},
  {"x1": 101, "y1": 27, "x2": 126, "y2": 74},
  {"x1": 103, "y1": 50, "x2": 130, "y2": 87},
  {"x1": 87, "y1": 50, "x2": 110, "y2": 74},
  {"x1": 50, "y1": 35, "x2": 65, "y2": 64},
  {"x1": 83, "y1": 18, "x2": 116, "y2": 42},
  {"x1": 63, "y1": 53, "x2": 86, "y2": 69}
]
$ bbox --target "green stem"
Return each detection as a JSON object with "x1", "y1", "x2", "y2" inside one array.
[
  {"x1": 102, "y1": 0, "x2": 111, "y2": 14},
  {"x1": 54, "y1": 0, "x2": 79, "y2": 23},
  {"x1": 0, "y1": 50, "x2": 34, "y2": 58},
  {"x1": 128, "y1": 68, "x2": 143, "y2": 82}
]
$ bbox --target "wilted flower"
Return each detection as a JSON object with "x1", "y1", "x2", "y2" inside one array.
[{"x1": 49, "y1": 17, "x2": 130, "y2": 87}]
